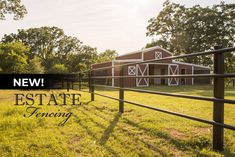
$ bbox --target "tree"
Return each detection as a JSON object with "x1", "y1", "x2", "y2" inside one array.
[
  {"x1": 66, "y1": 45, "x2": 98, "y2": 73},
  {"x1": 0, "y1": 0, "x2": 27, "y2": 20},
  {"x1": 146, "y1": 1, "x2": 235, "y2": 72},
  {"x1": 28, "y1": 57, "x2": 45, "y2": 74},
  {"x1": 97, "y1": 49, "x2": 118, "y2": 63},
  {"x1": 2, "y1": 26, "x2": 83, "y2": 72},
  {"x1": 0, "y1": 42, "x2": 28, "y2": 73},
  {"x1": 2, "y1": 27, "x2": 82, "y2": 60},
  {"x1": 48, "y1": 64, "x2": 69, "y2": 74}
]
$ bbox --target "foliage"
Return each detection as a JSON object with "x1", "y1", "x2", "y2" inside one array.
[
  {"x1": 65, "y1": 45, "x2": 98, "y2": 73},
  {"x1": 0, "y1": 42, "x2": 28, "y2": 73},
  {"x1": 2, "y1": 27, "x2": 82, "y2": 60},
  {"x1": 27, "y1": 57, "x2": 45, "y2": 74},
  {"x1": 0, "y1": 0, "x2": 27, "y2": 20},
  {"x1": 96, "y1": 49, "x2": 118, "y2": 63},
  {"x1": 146, "y1": 1, "x2": 235, "y2": 72},
  {"x1": 1, "y1": 26, "x2": 102, "y2": 73},
  {"x1": 47, "y1": 64, "x2": 69, "y2": 74}
]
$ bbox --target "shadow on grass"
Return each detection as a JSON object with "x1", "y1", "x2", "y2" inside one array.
[
  {"x1": 79, "y1": 104, "x2": 175, "y2": 155},
  {"x1": 99, "y1": 113, "x2": 121, "y2": 145},
  {"x1": 66, "y1": 98, "x2": 235, "y2": 156},
  {"x1": 69, "y1": 113, "x2": 118, "y2": 155}
]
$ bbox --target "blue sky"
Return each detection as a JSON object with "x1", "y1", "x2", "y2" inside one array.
[{"x1": 0, "y1": 0, "x2": 234, "y2": 55}]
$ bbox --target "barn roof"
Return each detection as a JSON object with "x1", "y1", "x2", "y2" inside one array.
[{"x1": 117, "y1": 46, "x2": 173, "y2": 58}]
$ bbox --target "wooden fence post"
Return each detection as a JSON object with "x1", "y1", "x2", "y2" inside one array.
[
  {"x1": 213, "y1": 45, "x2": 224, "y2": 151},
  {"x1": 119, "y1": 66, "x2": 124, "y2": 113}
]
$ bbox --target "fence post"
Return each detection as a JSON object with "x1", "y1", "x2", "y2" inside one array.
[
  {"x1": 119, "y1": 66, "x2": 124, "y2": 113},
  {"x1": 79, "y1": 73, "x2": 82, "y2": 91},
  {"x1": 62, "y1": 80, "x2": 64, "y2": 89},
  {"x1": 67, "y1": 81, "x2": 70, "y2": 92},
  {"x1": 89, "y1": 70, "x2": 95, "y2": 101},
  {"x1": 213, "y1": 45, "x2": 224, "y2": 151}
]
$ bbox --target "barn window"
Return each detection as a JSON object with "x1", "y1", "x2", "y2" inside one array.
[
  {"x1": 128, "y1": 66, "x2": 136, "y2": 75},
  {"x1": 155, "y1": 51, "x2": 162, "y2": 59}
]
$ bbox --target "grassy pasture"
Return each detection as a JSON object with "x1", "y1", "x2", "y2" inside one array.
[{"x1": 0, "y1": 85, "x2": 234, "y2": 156}]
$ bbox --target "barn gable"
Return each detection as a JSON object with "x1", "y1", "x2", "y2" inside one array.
[{"x1": 115, "y1": 46, "x2": 173, "y2": 61}]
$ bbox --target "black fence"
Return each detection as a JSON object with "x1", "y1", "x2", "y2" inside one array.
[{"x1": 76, "y1": 46, "x2": 235, "y2": 151}]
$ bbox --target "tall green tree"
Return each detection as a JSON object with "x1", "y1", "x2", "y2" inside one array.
[
  {"x1": 2, "y1": 26, "x2": 83, "y2": 72},
  {"x1": 66, "y1": 45, "x2": 98, "y2": 73},
  {"x1": 97, "y1": 49, "x2": 118, "y2": 63},
  {"x1": 146, "y1": 1, "x2": 235, "y2": 72},
  {"x1": 27, "y1": 56, "x2": 45, "y2": 74},
  {"x1": 0, "y1": 42, "x2": 28, "y2": 73},
  {"x1": 2, "y1": 27, "x2": 82, "y2": 60},
  {"x1": 0, "y1": 0, "x2": 27, "y2": 20}
]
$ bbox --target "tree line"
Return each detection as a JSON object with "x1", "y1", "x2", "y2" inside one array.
[{"x1": 0, "y1": 27, "x2": 117, "y2": 73}]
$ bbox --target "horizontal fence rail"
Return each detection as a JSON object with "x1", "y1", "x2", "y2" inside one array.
[
  {"x1": 92, "y1": 84, "x2": 235, "y2": 104},
  {"x1": 80, "y1": 90, "x2": 235, "y2": 131},
  {"x1": 75, "y1": 46, "x2": 235, "y2": 151},
  {"x1": 89, "y1": 73, "x2": 235, "y2": 79}
]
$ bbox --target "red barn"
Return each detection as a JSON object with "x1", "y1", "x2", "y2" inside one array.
[{"x1": 92, "y1": 46, "x2": 210, "y2": 87}]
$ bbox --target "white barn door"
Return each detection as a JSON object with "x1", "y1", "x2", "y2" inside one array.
[
  {"x1": 168, "y1": 64, "x2": 179, "y2": 86},
  {"x1": 136, "y1": 64, "x2": 149, "y2": 87}
]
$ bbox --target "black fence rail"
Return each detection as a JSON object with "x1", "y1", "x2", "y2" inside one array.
[{"x1": 76, "y1": 46, "x2": 235, "y2": 151}]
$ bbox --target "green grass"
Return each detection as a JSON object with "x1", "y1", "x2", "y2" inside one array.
[{"x1": 0, "y1": 85, "x2": 234, "y2": 156}]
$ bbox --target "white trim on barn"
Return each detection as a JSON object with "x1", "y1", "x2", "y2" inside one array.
[
  {"x1": 168, "y1": 64, "x2": 179, "y2": 86},
  {"x1": 142, "y1": 46, "x2": 173, "y2": 55},
  {"x1": 155, "y1": 51, "x2": 162, "y2": 59},
  {"x1": 172, "y1": 60, "x2": 210, "y2": 69},
  {"x1": 136, "y1": 64, "x2": 149, "y2": 87},
  {"x1": 128, "y1": 66, "x2": 136, "y2": 75}
]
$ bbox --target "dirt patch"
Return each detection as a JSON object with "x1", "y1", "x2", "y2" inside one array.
[
  {"x1": 165, "y1": 128, "x2": 187, "y2": 140},
  {"x1": 191, "y1": 127, "x2": 211, "y2": 136}
]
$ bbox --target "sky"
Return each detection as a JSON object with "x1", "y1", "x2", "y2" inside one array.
[{"x1": 0, "y1": 0, "x2": 234, "y2": 55}]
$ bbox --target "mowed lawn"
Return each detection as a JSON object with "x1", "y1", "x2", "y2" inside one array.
[{"x1": 0, "y1": 85, "x2": 235, "y2": 157}]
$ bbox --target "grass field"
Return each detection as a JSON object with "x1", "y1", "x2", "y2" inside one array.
[{"x1": 0, "y1": 85, "x2": 235, "y2": 157}]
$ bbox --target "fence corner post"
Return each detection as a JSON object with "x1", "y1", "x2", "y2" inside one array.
[
  {"x1": 119, "y1": 65, "x2": 124, "y2": 113},
  {"x1": 89, "y1": 70, "x2": 95, "y2": 101},
  {"x1": 213, "y1": 45, "x2": 224, "y2": 151}
]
